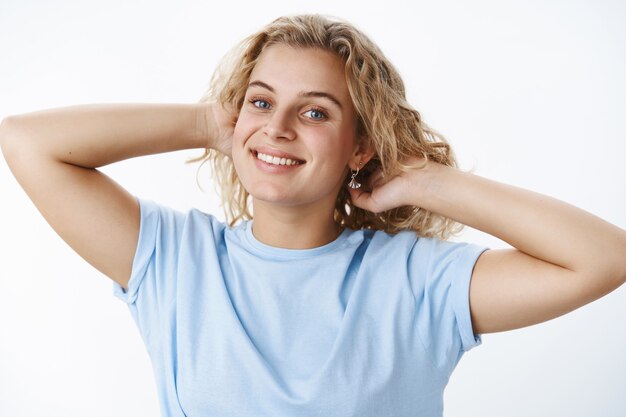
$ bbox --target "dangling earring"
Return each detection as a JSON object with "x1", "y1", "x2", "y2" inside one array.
[{"x1": 348, "y1": 163, "x2": 362, "y2": 189}]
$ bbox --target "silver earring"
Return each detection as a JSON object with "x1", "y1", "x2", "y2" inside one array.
[{"x1": 348, "y1": 166, "x2": 361, "y2": 189}]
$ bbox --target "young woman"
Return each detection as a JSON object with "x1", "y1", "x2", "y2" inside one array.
[{"x1": 1, "y1": 14, "x2": 624, "y2": 417}]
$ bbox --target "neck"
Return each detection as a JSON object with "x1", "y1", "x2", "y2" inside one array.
[{"x1": 251, "y1": 198, "x2": 343, "y2": 249}]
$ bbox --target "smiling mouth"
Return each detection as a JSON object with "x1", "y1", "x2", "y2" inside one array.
[{"x1": 253, "y1": 150, "x2": 305, "y2": 166}]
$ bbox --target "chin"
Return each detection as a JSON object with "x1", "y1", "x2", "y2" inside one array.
[{"x1": 246, "y1": 182, "x2": 296, "y2": 205}]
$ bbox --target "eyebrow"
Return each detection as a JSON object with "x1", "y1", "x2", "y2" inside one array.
[{"x1": 247, "y1": 80, "x2": 343, "y2": 110}]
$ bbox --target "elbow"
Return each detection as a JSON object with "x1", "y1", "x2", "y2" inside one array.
[
  {"x1": 586, "y1": 225, "x2": 626, "y2": 293},
  {"x1": 593, "y1": 241, "x2": 626, "y2": 295},
  {"x1": 576, "y1": 254, "x2": 626, "y2": 302},
  {"x1": 615, "y1": 229, "x2": 626, "y2": 287},
  {"x1": 0, "y1": 115, "x2": 36, "y2": 161},
  {"x1": 0, "y1": 115, "x2": 23, "y2": 155},
  {"x1": 0, "y1": 116, "x2": 17, "y2": 157},
  {"x1": 619, "y1": 252, "x2": 626, "y2": 288}
]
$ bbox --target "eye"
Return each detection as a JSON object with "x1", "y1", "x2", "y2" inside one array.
[
  {"x1": 249, "y1": 98, "x2": 271, "y2": 110},
  {"x1": 303, "y1": 107, "x2": 328, "y2": 121}
]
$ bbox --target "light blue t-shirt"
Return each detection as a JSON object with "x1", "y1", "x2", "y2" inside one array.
[{"x1": 113, "y1": 197, "x2": 489, "y2": 417}]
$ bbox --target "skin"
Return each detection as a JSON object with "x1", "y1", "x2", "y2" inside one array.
[
  {"x1": 1, "y1": 32, "x2": 623, "y2": 414},
  {"x1": 210, "y1": 44, "x2": 626, "y2": 334},
  {"x1": 4, "y1": 41, "x2": 621, "y2": 336},
  {"x1": 229, "y1": 44, "x2": 374, "y2": 249}
]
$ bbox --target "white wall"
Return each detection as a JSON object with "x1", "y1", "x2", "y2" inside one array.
[{"x1": 1, "y1": 0, "x2": 624, "y2": 416}]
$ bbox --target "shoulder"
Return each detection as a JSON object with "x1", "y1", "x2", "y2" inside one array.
[
  {"x1": 136, "y1": 197, "x2": 231, "y2": 242},
  {"x1": 186, "y1": 205, "x2": 228, "y2": 230},
  {"x1": 354, "y1": 228, "x2": 420, "y2": 262},
  {"x1": 362, "y1": 228, "x2": 486, "y2": 267}
]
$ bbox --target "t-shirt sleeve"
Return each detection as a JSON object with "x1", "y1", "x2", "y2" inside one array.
[
  {"x1": 112, "y1": 196, "x2": 186, "y2": 345},
  {"x1": 408, "y1": 237, "x2": 489, "y2": 376}
]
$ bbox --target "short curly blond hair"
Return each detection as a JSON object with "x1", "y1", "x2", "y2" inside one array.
[{"x1": 187, "y1": 14, "x2": 465, "y2": 239}]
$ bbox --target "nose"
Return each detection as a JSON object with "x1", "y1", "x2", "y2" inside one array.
[{"x1": 262, "y1": 108, "x2": 296, "y2": 141}]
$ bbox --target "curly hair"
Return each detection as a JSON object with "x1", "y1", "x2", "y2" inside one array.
[{"x1": 186, "y1": 13, "x2": 465, "y2": 239}]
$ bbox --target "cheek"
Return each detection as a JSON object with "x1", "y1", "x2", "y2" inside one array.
[
  {"x1": 234, "y1": 108, "x2": 265, "y2": 135},
  {"x1": 231, "y1": 119, "x2": 253, "y2": 172},
  {"x1": 309, "y1": 138, "x2": 353, "y2": 177},
  {"x1": 231, "y1": 115, "x2": 259, "y2": 164},
  {"x1": 316, "y1": 130, "x2": 356, "y2": 161},
  {"x1": 233, "y1": 116, "x2": 251, "y2": 146}
]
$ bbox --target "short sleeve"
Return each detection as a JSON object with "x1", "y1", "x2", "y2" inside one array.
[
  {"x1": 111, "y1": 196, "x2": 186, "y2": 346},
  {"x1": 409, "y1": 237, "x2": 489, "y2": 376},
  {"x1": 113, "y1": 197, "x2": 185, "y2": 304}
]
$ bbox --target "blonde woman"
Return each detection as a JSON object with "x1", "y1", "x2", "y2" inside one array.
[{"x1": 1, "y1": 14, "x2": 624, "y2": 417}]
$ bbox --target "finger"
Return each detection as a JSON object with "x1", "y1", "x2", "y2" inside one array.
[
  {"x1": 367, "y1": 169, "x2": 387, "y2": 190},
  {"x1": 348, "y1": 187, "x2": 381, "y2": 213}
]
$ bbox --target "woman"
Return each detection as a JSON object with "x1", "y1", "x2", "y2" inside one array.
[{"x1": 1, "y1": 14, "x2": 624, "y2": 417}]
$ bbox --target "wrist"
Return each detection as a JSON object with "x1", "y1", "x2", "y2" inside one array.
[
  {"x1": 195, "y1": 103, "x2": 213, "y2": 149},
  {"x1": 404, "y1": 159, "x2": 455, "y2": 208}
]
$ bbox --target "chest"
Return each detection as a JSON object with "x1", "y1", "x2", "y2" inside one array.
[
  {"x1": 168, "y1": 246, "x2": 443, "y2": 416},
  {"x1": 173, "y1": 288, "x2": 442, "y2": 417}
]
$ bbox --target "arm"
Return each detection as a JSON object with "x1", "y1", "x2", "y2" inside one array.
[
  {"x1": 0, "y1": 103, "x2": 232, "y2": 289},
  {"x1": 349, "y1": 157, "x2": 626, "y2": 334},
  {"x1": 1, "y1": 103, "x2": 209, "y2": 167}
]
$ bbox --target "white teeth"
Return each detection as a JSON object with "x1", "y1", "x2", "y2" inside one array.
[{"x1": 256, "y1": 152, "x2": 301, "y2": 166}]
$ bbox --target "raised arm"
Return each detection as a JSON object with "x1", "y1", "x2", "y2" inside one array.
[
  {"x1": 349, "y1": 157, "x2": 626, "y2": 334},
  {"x1": 0, "y1": 102, "x2": 232, "y2": 289}
]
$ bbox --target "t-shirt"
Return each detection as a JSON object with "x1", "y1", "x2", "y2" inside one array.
[{"x1": 113, "y1": 196, "x2": 489, "y2": 417}]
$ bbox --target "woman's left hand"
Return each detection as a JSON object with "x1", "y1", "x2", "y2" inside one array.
[{"x1": 348, "y1": 156, "x2": 440, "y2": 213}]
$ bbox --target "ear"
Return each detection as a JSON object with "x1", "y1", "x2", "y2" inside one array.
[{"x1": 349, "y1": 139, "x2": 376, "y2": 170}]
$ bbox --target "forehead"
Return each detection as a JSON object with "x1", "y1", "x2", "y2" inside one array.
[{"x1": 249, "y1": 44, "x2": 351, "y2": 102}]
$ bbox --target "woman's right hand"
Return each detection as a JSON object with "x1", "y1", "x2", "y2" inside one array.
[{"x1": 203, "y1": 102, "x2": 237, "y2": 157}]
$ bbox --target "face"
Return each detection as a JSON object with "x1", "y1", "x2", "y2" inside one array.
[{"x1": 232, "y1": 44, "x2": 366, "y2": 211}]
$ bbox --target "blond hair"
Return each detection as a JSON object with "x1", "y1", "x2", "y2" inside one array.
[{"x1": 187, "y1": 14, "x2": 465, "y2": 239}]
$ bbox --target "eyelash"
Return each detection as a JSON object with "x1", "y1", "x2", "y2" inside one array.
[
  {"x1": 247, "y1": 96, "x2": 328, "y2": 121},
  {"x1": 303, "y1": 106, "x2": 329, "y2": 121}
]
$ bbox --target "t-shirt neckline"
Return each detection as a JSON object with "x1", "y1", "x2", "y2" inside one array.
[{"x1": 243, "y1": 220, "x2": 352, "y2": 258}]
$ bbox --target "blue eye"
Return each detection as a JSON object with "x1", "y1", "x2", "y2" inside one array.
[
  {"x1": 251, "y1": 99, "x2": 271, "y2": 109},
  {"x1": 304, "y1": 108, "x2": 327, "y2": 121}
]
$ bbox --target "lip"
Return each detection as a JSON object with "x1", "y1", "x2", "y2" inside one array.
[
  {"x1": 251, "y1": 145, "x2": 306, "y2": 163},
  {"x1": 250, "y1": 147, "x2": 306, "y2": 174}
]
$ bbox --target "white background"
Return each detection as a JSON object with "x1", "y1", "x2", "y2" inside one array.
[{"x1": 1, "y1": 1, "x2": 625, "y2": 416}]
